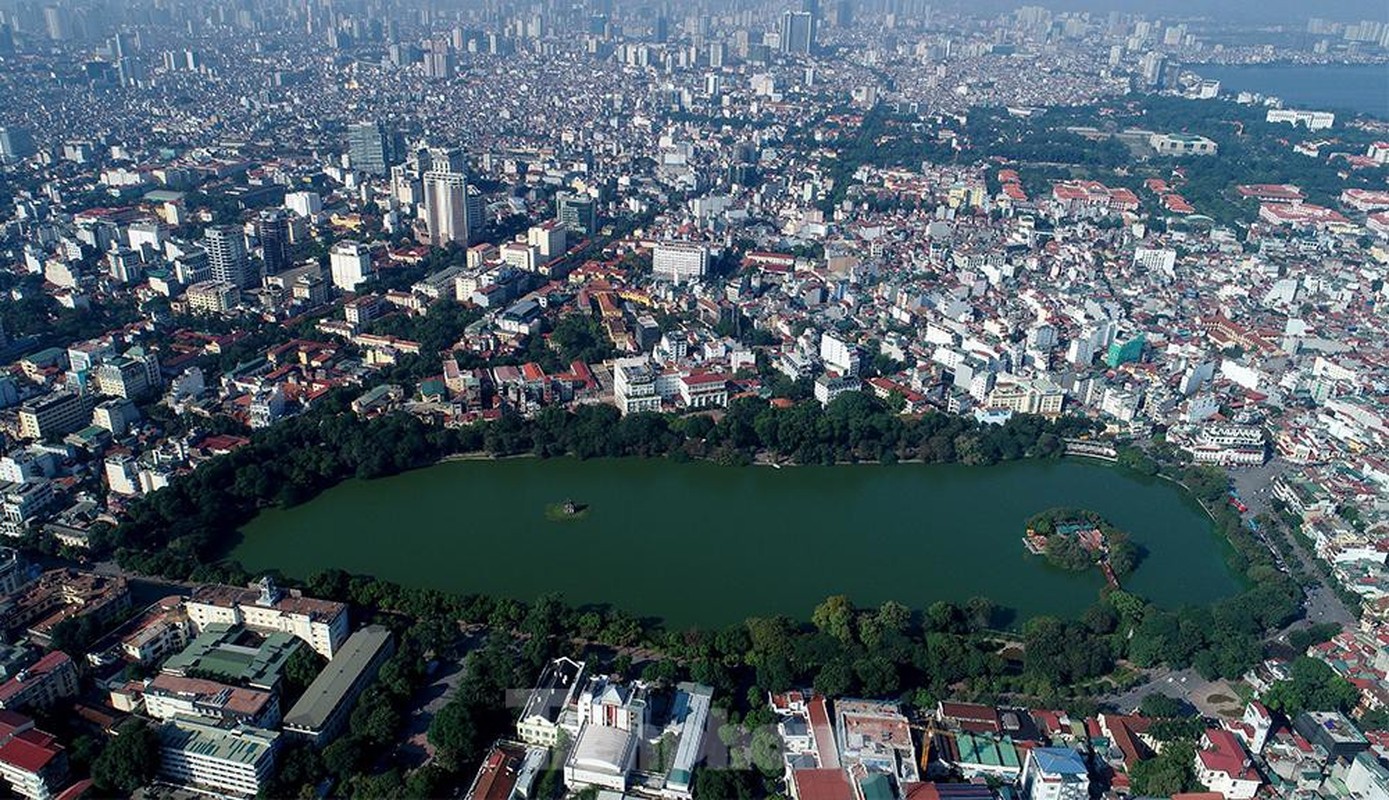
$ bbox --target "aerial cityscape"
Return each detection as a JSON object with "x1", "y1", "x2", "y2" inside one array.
[{"x1": 0, "y1": 0, "x2": 1386, "y2": 797}]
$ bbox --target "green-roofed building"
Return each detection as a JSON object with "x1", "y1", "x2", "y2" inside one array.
[
  {"x1": 157, "y1": 715, "x2": 279, "y2": 797},
  {"x1": 62, "y1": 425, "x2": 112, "y2": 453},
  {"x1": 143, "y1": 189, "x2": 186, "y2": 203},
  {"x1": 162, "y1": 623, "x2": 302, "y2": 691},
  {"x1": 952, "y1": 731, "x2": 1023, "y2": 781}
]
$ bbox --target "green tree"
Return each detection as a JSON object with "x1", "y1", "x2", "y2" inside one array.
[
  {"x1": 812, "y1": 595, "x2": 856, "y2": 644},
  {"x1": 814, "y1": 660, "x2": 854, "y2": 697},
  {"x1": 282, "y1": 646, "x2": 328, "y2": 708},
  {"x1": 1263, "y1": 657, "x2": 1359, "y2": 716},
  {"x1": 1129, "y1": 739, "x2": 1196, "y2": 796},
  {"x1": 692, "y1": 768, "x2": 762, "y2": 800},
  {"x1": 1140, "y1": 693, "x2": 1190, "y2": 719},
  {"x1": 92, "y1": 720, "x2": 161, "y2": 795},
  {"x1": 965, "y1": 596, "x2": 996, "y2": 631}
]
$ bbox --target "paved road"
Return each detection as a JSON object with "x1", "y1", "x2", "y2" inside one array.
[
  {"x1": 1102, "y1": 666, "x2": 1246, "y2": 720},
  {"x1": 400, "y1": 656, "x2": 467, "y2": 768},
  {"x1": 399, "y1": 629, "x2": 490, "y2": 768},
  {"x1": 1104, "y1": 666, "x2": 1189, "y2": 714},
  {"x1": 1228, "y1": 459, "x2": 1357, "y2": 631}
]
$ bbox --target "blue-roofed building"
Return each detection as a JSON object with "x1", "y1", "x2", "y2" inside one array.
[{"x1": 1021, "y1": 747, "x2": 1089, "y2": 800}]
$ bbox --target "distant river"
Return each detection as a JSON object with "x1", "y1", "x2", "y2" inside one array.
[
  {"x1": 230, "y1": 457, "x2": 1242, "y2": 629},
  {"x1": 1195, "y1": 64, "x2": 1389, "y2": 119}
]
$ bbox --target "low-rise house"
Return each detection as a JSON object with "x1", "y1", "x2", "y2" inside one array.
[{"x1": 1193, "y1": 728, "x2": 1261, "y2": 800}]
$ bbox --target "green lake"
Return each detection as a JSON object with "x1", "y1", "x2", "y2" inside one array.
[{"x1": 230, "y1": 457, "x2": 1242, "y2": 628}]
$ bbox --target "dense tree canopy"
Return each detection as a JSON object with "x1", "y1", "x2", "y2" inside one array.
[
  {"x1": 91, "y1": 720, "x2": 161, "y2": 796},
  {"x1": 1263, "y1": 657, "x2": 1360, "y2": 717}
]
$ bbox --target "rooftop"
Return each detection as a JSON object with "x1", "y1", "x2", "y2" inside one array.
[
  {"x1": 1029, "y1": 747, "x2": 1088, "y2": 777},
  {"x1": 158, "y1": 715, "x2": 278, "y2": 767},
  {"x1": 282, "y1": 625, "x2": 394, "y2": 732},
  {"x1": 162, "y1": 623, "x2": 301, "y2": 689}
]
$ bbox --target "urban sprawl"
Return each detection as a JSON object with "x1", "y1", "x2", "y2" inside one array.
[{"x1": 0, "y1": 0, "x2": 1387, "y2": 798}]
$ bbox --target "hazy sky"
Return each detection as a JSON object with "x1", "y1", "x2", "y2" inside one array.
[{"x1": 946, "y1": 0, "x2": 1388, "y2": 23}]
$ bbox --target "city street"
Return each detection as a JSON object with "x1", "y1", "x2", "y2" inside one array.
[
  {"x1": 400, "y1": 655, "x2": 467, "y2": 768},
  {"x1": 1229, "y1": 460, "x2": 1358, "y2": 631}
]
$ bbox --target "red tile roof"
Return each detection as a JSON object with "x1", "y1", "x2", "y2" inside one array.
[
  {"x1": 0, "y1": 652, "x2": 71, "y2": 706},
  {"x1": 1198, "y1": 729, "x2": 1259, "y2": 782},
  {"x1": 0, "y1": 728, "x2": 61, "y2": 774},
  {"x1": 792, "y1": 769, "x2": 855, "y2": 800}
]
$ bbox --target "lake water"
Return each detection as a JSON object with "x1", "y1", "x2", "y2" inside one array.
[
  {"x1": 1195, "y1": 63, "x2": 1389, "y2": 119},
  {"x1": 230, "y1": 457, "x2": 1242, "y2": 629}
]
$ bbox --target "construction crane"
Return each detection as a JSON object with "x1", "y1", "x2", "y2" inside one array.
[{"x1": 908, "y1": 718, "x2": 940, "y2": 776}]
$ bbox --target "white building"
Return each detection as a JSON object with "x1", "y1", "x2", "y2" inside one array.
[
  {"x1": 104, "y1": 456, "x2": 141, "y2": 496},
  {"x1": 423, "y1": 169, "x2": 469, "y2": 247},
  {"x1": 92, "y1": 398, "x2": 140, "y2": 436},
  {"x1": 284, "y1": 191, "x2": 323, "y2": 218},
  {"x1": 1133, "y1": 247, "x2": 1176, "y2": 274},
  {"x1": 652, "y1": 242, "x2": 710, "y2": 284},
  {"x1": 0, "y1": 711, "x2": 66, "y2": 800},
  {"x1": 528, "y1": 222, "x2": 567, "y2": 259},
  {"x1": 1021, "y1": 748, "x2": 1089, "y2": 800},
  {"x1": 678, "y1": 373, "x2": 729, "y2": 409},
  {"x1": 1347, "y1": 752, "x2": 1389, "y2": 800},
  {"x1": 0, "y1": 481, "x2": 55, "y2": 536},
  {"x1": 516, "y1": 657, "x2": 585, "y2": 747},
  {"x1": 1266, "y1": 109, "x2": 1335, "y2": 130},
  {"x1": 814, "y1": 374, "x2": 861, "y2": 406},
  {"x1": 157, "y1": 716, "x2": 279, "y2": 798},
  {"x1": 185, "y1": 280, "x2": 239, "y2": 314},
  {"x1": 614, "y1": 357, "x2": 661, "y2": 416},
  {"x1": 184, "y1": 578, "x2": 348, "y2": 658},
  {"x1": 819, "y1": 331, "x2": 860, "y2": 376},
  {"x1": 500, "y1": 242, "x2": 540, "y2": 272},
  {"x1": 0, "y1": 451, "x2": 57, "y2": 485},
  {"x1": 136, "y1": 674, "x2": 279, "y2": 729},
  {"x1": 564, "y1": 678, "x2": 647, "y2": 793},
  {"x1": 1193, "y1": 729, "x2": 1261, "y2": 800},
  {"x1": 328, "y1": 241, "x2": 373, "y2": 292},
  {"x1": 1149, "y1": 133, "x2": 1218, "y2": 156}
]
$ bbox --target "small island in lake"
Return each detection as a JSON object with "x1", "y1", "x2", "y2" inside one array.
[
  {"x1": 1023, "y1": 507, "x2": 1139, "y2": 585},
  {"x1": 544, "y1": 499, "x2": 590, "y2": 522}
]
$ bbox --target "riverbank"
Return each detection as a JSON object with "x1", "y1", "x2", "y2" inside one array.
[{"x1": 1189, "y1": 63, "x2": 1389, "y2": 118}]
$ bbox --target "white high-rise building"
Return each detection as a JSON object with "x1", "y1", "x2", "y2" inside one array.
[
  {"x1": 819, "y1": 331, "x2": 860, "y2": 376},
  {"x1": 423, "y1": 170, "x2": 469, "y2": 247},
  {"x1": 203, "y1": 226, "x2": 252, "y2": 289},
  {"x1": 284, "y1": 191, "x2": 323, "y2": 218},
  {"x1": 528, "y1": 222, "x2": 567, "y2": 258},
  {"x1": 651, "y1": 241, "x2": 709, "y2": 283},
  {"x1": 1133, "y1": 247, "x2": 1176, "y2": 274},
  {"x1": 613, "y1": 357, "x2": 661, "y2": 415},
  {"x1": 328, "y1": 241, "x2": 372, "y2": 292},
  {"x1": 104, "y1": 455, "x2": 141, "y2": 496}
]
